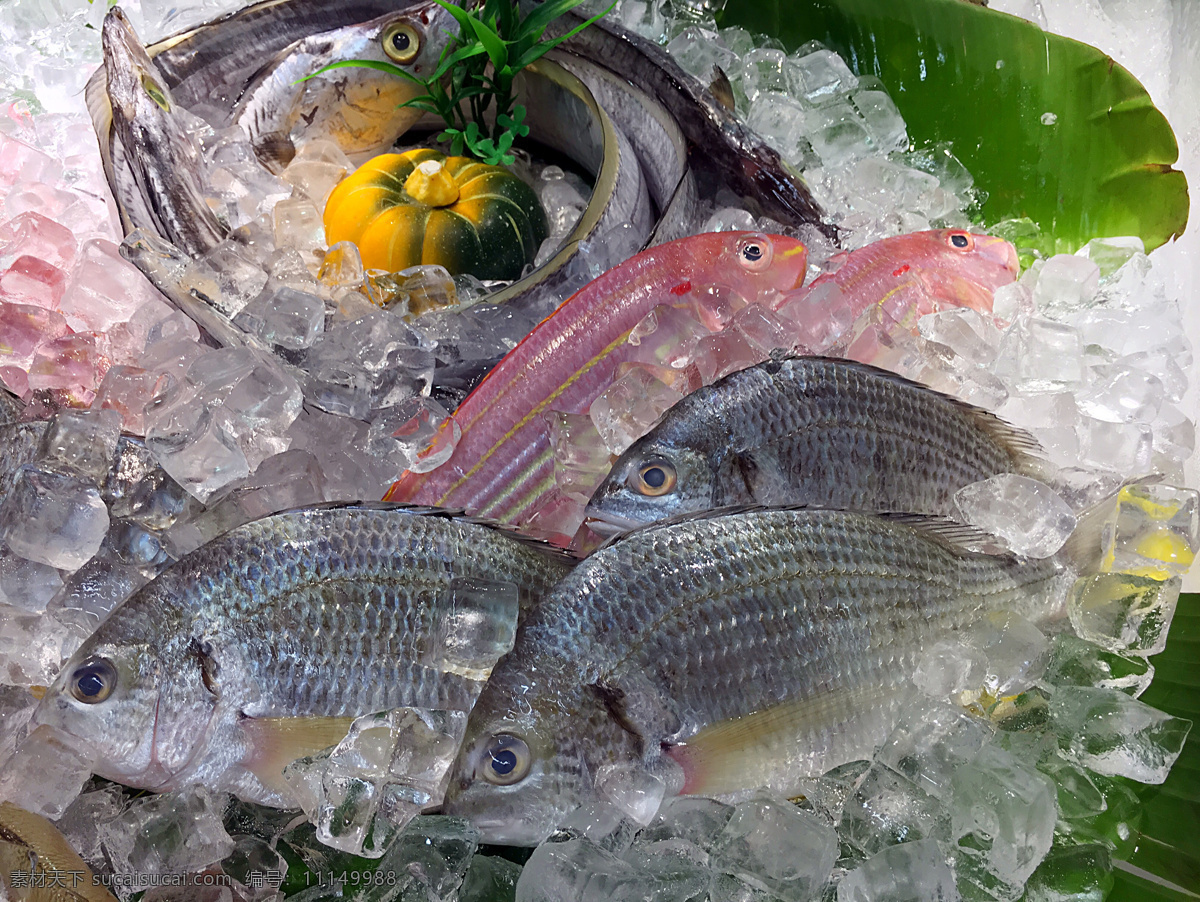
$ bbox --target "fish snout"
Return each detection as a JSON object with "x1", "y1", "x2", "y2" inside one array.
[{"x1": 977, "y1": 234, "x2": 1021, "y2": 278}]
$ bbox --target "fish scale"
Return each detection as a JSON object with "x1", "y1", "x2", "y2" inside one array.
[
  {"x1": 443, "y1": 508, "x2": 1073, "y2": 844},
  {"x1": 587, "y1": 355, "x2": 1052, "y2": 531},
  {"x1": 31, "y1": 504, "x2": 574, "y2": 805}
]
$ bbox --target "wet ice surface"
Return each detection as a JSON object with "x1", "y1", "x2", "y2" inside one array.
[{"x1": 0, "y1": 0, "x2": 1195, "y2": 897}]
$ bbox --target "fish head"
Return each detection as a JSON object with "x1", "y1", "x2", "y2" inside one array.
[
  {"x1": 31, "y1": 606, "x2": 219, "y2": 790},
  {"x1": 683, "y1": 231, "x2": 809, "y2": 302},
  {"x1": 102, "y1": 7, "x2": 177, "y2": 125},
  {"x1": 919, "y1": 229, "x2": 1020, "y2": 296},
  {"x1": 443, "y1": 668, "x2": 639, "y2": 845},
  {"x1": 585, "y1": 435, "x2": 715, "y2": 533},
  {"x1": 239, "y1": 1, "x2": 459, "y2": 166}
]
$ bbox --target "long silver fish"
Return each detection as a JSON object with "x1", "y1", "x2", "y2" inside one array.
[
  {"x1": 30, "y1": 504, "x2": 574, "y2": 807},
  {"x1": 232, "y1": 3, "x2": 459, "y2": 170},
  {"x1": 98, "y1": 7, "x2": 229, "y2": 258},
  {"x1": 586, "y1": 355, "x2": 1052, "y2": 532},
  {"x1": 442, "y1": 508, "x2": 1075, "y2": 844}
]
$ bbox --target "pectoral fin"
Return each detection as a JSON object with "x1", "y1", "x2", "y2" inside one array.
[
  {"x1": 665, "y1": 684, "x2": 894, "y2": 797},
  {"x1": 240, "y1": 716, "x2": 357, "y2": 799}
]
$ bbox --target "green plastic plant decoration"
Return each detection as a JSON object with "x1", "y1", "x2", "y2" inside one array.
[
  {"x1": 308, "y1": 0, "x2": 614, "y2": 166},
  {"x1": 719, "y1": 0, "x2": 1189, "y2": 254}
]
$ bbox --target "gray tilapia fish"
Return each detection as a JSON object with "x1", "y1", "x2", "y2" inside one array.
[
  {"x1": 98, "y1": 7, "x2": 229, "y2": 258},
  {"x1": 586, "y1": 355, "x2": 1052, "y2": 532},
  {"x1": 442, "y1": 507, "x2": 1074, "y2": 844},
  {"x1": 31, "y1": 504, "x2": 574, "y2": 807}
]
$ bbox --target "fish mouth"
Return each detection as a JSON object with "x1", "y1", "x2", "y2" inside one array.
[
  {"x1": 978, "y1": 234, "x2": 1021, "y2": 278},
  {"x1": 583, "y1": 507, "x2": 645, "y2": 537}
]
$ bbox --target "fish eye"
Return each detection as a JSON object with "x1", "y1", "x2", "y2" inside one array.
[
  {"x1": 947, "y1": 231, "x2": 973, "y2": 250},
  {"x1": 736, "y1": 234, "x2": 773, "y2": 271},
  {"x1": 382, "y1": 22, "x2": 421, "y2": 63},
  {"x1": 69, "y1": 658, "x2": 118, "y2": 704},
  {"x1": 631, "y1": 460, "x2": 677, "y2": 497},
  {"x1": 139, "y1": 73, "x2": 170, "y2": 112},
  {"x1": 480, "y1": 733, "x2": 531, "y2": 786}
]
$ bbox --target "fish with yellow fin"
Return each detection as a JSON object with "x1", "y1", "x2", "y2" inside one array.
[
  {"x1": 29, "y1": 504, "x2": 573, "y2": 807},
  {"x1": 443, "y1": 506, "x2": 1089, "y2": 845}
]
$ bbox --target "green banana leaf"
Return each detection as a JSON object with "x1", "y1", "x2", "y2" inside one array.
[
  {"x1": 718, "y1": 0, "x2": 1189, "y2": 254},
  {"x1": 1111, "y1": 591, "x2": 1200, "y2": 900}
]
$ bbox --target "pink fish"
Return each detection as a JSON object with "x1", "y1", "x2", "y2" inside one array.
[
  {"x1": 385, "y1": 231, "x2": 809, "y2": 541},
  {"x1": 777, "y1": 228, "x2": 1019, "y2": 355}
]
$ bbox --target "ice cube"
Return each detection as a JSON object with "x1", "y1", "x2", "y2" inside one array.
[
  {"x1": 703, "y1": 207, "x2": 759, "y2": 233},
  {"x1": 835, "y1": 839, "x2": 958, "y2": 902},
  {"x1": 1043, "y1": 634, "x2": 1154, "y2": 697},
  {"x1": 807, "y1": 101, "x2": 873, "y2": 166},
  {"x1": 1067, "y1": 572, "x2": 1181, "y2": 656},
  {"x1": 952, "y1": 474, "x2": 1076, "y2": 559},
  {"x1": 546, "y1": 410, "x2": 613, "y2": 500},
  {"x1": 1020, "y1": 843, "x2": 1113, "y2": 902},
  {"x1": 711, "y1": 797, "x2": 838, "y2": 900},
  {"x1": 517, "y1": 834, "x2": 707, "y2": 902},
  {"x1": 36, "y1": 407, "x2": 121, "y2": 483},
  {"x1": 146, "y1": 406, "x2": 251, "y2": 502},
  {"x1": 559, "y1": 801, "x2": 640, "y2": 854},
  {"x1": 737, "y1": 48, "x2": 789, "y2": 105},
  {"x1": 594, "y1": 762, "x2": 667, "y2": 826},
  {"x1": 1049, "y1": 686, "x2": 1191, "y2": 783},
  {"x1": 775, "y1": 281, "x2": 857, "y2": 354},
  {"x1": 221, "y1": 833, "x2": 290, "y2": 901},
  {"x1": 787, "y1": 49, "x2": 858, "y2": 102},
  {"x1": 746, "y1": 92, "x2": 813, "y2": 167},
  {"x1": 0, "y1": 465, "x2": 108, "y2": 570},
  {"x1": 374, "y1": 816, "x2": 479, "y2": 900},
  {"x1": 589, "y1": 365, "x2": 684, "y2": 455},
  {"x1": 59, "y1": 238, "x2": 161, "y2": 333},
  {"x1": 0, "y1": 253, "x2": 67, "y2": 309},
  {"x1": 100, "y1": 787, "x2": 235, "y2": 885},
  {"x1": 95, "y1": 365, "x2": 170, "y2": 436},
  {"x1": 874, "y1": 701, "x2": 992, "y2": 802},
  {"x1": 1099, "y1": 483, "x2": 1198, "y2": 579},
  {"x1": 1011, "y1": 319, "x2": 1084, "y2": 391},
  {"x1": 848, "y1": 88, "x2": 908, "y2": 154},
  {"x1": 665, "y1": 27, "x2": 739, "y2": 85},
  {"x1": 272, "y1": 197, "x2": 326, "y2": 264},
  {"x1": 690, "y1": 325, "x2": 762, "y2": 385},
  {"x1": 26, "y1": 331, "x2": 109, "y2": 404},
  {"x1": 283, "y1": 158, "x2": 350, "y2": 207},
  {"x1": 626, "y1": 304, "x2": 712, "y2": 368},
  {"x1": 1077, "y1": 366, "x2": 1164, "y2": 424},
  {"x1": 1076, "y1": 236, "x2": 1143, "y2": 279},
  {"x1": 182, "y1": 240, "x2": 270, "y2": 319},
  {"x1": 0, "y1": 724, "x2": 94, "y2": 819},
  {"x1": 840, "y1": 763, "x2": 950, "y2": 858},
  {"x1": 460, "y1": 855, "x2": 522, "y2": 902},
  {"x1": 949, "y1": 744, "x2": 1057, "y2": 900},
  {"x1": 638, "y1": 795, "x2": 735, "y2": 851},
  {"x1": 1031, "y1": 254, "x2": 1100, "y2": 316},
  {"x1": 0, "y1": 547, "x2": 64, "y2": 613},
  {"x1": 917, "y1": 308, "x2": 1001, "y2": 365},
  {"x1": 1076, "y1": 417, "x2": 1152, "y2": 474},
  {"x1": 967, "y1": 611, "x2": 1050, "y2": 698},
  {"x1": 234, "y1": 285, "x2": 325, "y2": 351},
  {"x1": 0, "y1": 211, "x2": 76, "y2": 271},
  {"x1": 53, "y1": 783, "x2": 128, "y2": 872},
  {"x1": 366, "y1": 396, "x2": 457, "y2": 473}
]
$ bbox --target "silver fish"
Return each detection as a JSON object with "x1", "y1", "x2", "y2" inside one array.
[
  {"x1": 31, "y1": 504, "x2": 574, "y2": 807},
  {"x1": 586, "y1": 355, "x2": 1051, "y2": 532},
  {"x1": 97, "y1": 7, "x2": 229, "y2": 258},
  {"x1": 232, "y1": 3, "x2": 459, "y2": 170},
  {"x1": 442, "y1": 508, "x2": 1073, "y2": 844}
]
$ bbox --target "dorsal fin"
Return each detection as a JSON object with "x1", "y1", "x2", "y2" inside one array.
[{"x1": 877, "y1": 512, "x2": 1012, "y2": 555}]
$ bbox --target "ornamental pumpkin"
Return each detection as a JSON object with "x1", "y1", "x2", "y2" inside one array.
[{"x1": 323, "y1": 148, "x2": 548, "y2": 281}]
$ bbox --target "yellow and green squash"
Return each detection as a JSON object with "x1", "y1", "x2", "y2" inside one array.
[{"x1": 323, "y1": 148, "x2": 548, "y2": 281}]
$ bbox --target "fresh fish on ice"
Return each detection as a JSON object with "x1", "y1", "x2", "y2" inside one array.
[
  {"x1": 30, "y1": 504, "x2": 574, "y2": 807},
  {"x1": 385, "y1": 231, "x2": 809, "y2": 540},
  {"x1": 586, "y1": 355, "x2": 1051, "y2": 531},
  {"x1": 443, "y1": 507, "x2": 1075, "y2": 844}
]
